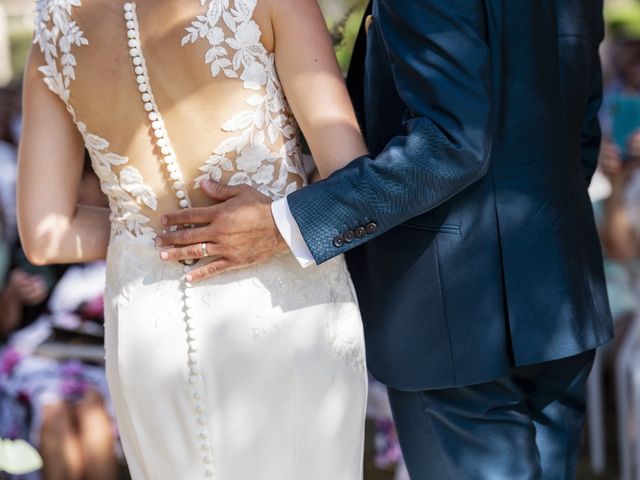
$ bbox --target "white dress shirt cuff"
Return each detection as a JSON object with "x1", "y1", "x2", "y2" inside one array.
[{"x1": 271, "y1": 197, "x2": 316, "y2": 268}]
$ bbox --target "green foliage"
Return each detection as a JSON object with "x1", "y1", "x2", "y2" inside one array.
[
  {"x1": 331, "y1": 6, "x2": 367, "y2": 73},
  {"x1": 605, "y1": 0, "x2": 640, "y2": 39},
  {"x1": 323, "y1": 1, "x2": 368, "y2": 74},
  {"x1": 10, "y1": 29, "x2": 32, "y2": 81}
]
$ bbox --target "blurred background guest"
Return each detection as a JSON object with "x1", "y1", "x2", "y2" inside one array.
[
  {"x1": 0, "y1": 151, "x2": 118, "y2": 480},
  {"x1": 591, "y1": 36, "x2": 640, "y2": 340},
  {"x1": 0, "y1": 81, "x2": 20, "y2": 248},
  {"x1": 366, "y1": 378, "x2": 408, "y2": 480}
]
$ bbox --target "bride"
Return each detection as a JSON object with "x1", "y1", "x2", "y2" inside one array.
[{"x1": 17, "y1": 0, "x2": 369, "y2": 478}]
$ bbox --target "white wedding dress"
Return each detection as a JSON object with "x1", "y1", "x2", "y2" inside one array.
[{"x1": 32, "y1": 0, "x2": 367, "y2": 478}]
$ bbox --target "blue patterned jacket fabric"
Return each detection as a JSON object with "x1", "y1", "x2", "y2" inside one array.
[{"x1": 287, "y1": 0, "x2": 613, "y2": 390}]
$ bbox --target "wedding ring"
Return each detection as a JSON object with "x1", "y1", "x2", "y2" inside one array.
[{"x1": 200, "y1": 242, "x2": 209, "y2": 258}]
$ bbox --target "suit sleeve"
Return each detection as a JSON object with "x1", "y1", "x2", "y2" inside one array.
[
  {"x1": 580, "y1": 7, "x2": 605, "y2": 186},
  {"x1": 286, "y1": 0, "x2": 493, "y2": 264}
]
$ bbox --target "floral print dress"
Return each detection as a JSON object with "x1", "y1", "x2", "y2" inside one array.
[{"x1": 0, "y1": 263, "x2": 114, "y2": 456}]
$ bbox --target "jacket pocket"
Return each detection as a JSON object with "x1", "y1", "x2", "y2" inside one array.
[{"x1": 400, "y1": 218, "x2": 461, "y2": 234}]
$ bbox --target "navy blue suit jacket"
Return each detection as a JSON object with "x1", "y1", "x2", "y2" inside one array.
[{"x1": 287, "y1": 0, "x2": 613, "y2": 390}]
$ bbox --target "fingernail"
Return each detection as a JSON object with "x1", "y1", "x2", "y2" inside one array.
[
  {"x1": 161, "y1": 216, "x2": 167, "y2": 225},
  {"x1": 160, "y1": 251, "x2": 168, "y2": 260},
  {"x1": 185, "y1": 274, "x2": 193, "y2": 282}
]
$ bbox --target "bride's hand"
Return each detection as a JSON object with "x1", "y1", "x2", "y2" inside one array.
[{"x1": 155, "y1": 180, "x2": 288, "y2": 282}]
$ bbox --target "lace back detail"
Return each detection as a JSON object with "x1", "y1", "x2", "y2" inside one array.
[
  {"x1": 33, "y1": 0, "x2": 158, "y2": 243},
  {"x1": 33, "y1": 0, "x2": 87, "y2": 109},
  {"x1": 33, "y1": 0, "x2": 306, "y2": 243},
  {"x1": 182, "y1": 0, "x2": 307, "y2": 199}
]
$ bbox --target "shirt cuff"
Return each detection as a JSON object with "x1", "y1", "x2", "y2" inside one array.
[{"x1": 271, "y1": 197, "x2": 316, "y2": 268}]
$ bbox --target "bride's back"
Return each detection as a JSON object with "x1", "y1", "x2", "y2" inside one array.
[{"x1": 33, "y1": 0, "x2": 305, "y2": 235}]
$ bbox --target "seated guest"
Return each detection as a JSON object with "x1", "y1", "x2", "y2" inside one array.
[
  {"x1": 593, "y1": 136, "x2": 640, "y2": 357},
  {"x1": 0, "y1": 157, "x2": 118, "y2": 480},
  {"x1": 599, "y1": 137, "x2": 640, "y2": 264}
]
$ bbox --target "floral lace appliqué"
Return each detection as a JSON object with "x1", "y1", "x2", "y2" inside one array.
[
  {"x1": 80, "y1": 123, "x2": 158, "y2": 241},
  {"x1": 33, "y1": 0, "x2": 158, "y2": 242},
  {"x1": 182, "y1": 0, "x2": 306, "y2": 200},
  {"x1": 34, "y1": 0, "x2": 87, "y2": 106}
]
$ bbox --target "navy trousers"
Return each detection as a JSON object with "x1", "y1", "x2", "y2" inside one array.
[{"x1": 388, "y1": 351, "x2": 595, "y2": 480}]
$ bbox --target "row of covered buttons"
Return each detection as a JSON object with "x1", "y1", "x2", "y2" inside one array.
[
  {"x1": 181, "y1": 268, "x2": 215, "y2": 477},
  {"x1": 333, "y1": 222, "x2": 377, "y2": 247},
  {"x1": 124, "y1": 3, "x2": 191, "y2": 208}
]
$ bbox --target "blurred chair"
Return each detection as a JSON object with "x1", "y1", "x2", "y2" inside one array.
[
  {"x1": 616, "y1": 314, "x2": 640, "y2": 480},
  {"x1": 633, "y1": 362, "x2": 640, "y2": 480},
  {"x1": 587, "y1": 348, "x2": 606, "y2": 474}
]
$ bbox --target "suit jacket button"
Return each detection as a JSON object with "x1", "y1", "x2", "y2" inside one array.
[
  {"x1": 355, "y1": 227, "x2": 366, "y2": 238},
  {"x1": 365, "y1": 222, "x2": 378, "y2": 234},
  {"x1": 344, "y1": 230, "x2": 355, "y2": 243},
  {"x1": 333, "y1": 235, "x2": 345, "y2": 247}
]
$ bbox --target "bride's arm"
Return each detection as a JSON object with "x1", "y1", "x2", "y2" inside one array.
[
  {"x1": 18, "y1": 49, "x2": 110, "y2": 266},
  {"x1": 270, "y1": 0, "x2": 368, "y2": 179}
]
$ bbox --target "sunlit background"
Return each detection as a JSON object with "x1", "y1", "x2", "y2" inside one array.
[{"x1": 3, "y1": 0, "x2": 640, "y2": 479}]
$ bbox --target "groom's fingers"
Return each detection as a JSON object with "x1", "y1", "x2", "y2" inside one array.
[
  {"x1": 184, "y1": 258, "x2": 236, "y2": 283},
  {"x1": 159, "y1": 242, "x2": 224, "y2": 262},
  {"x1": 161, "y1": 206, "x2": 216, "y2": 227},
  {"x1": 155, "y1": 225, "x2": 214, "y2": 247}
]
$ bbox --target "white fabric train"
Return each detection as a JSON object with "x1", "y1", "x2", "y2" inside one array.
[{"x1": 104, "y1": 232, "x2": 366, "y2": 479}]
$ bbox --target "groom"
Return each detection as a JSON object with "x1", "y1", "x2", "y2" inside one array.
[{"x1": 158, "y1": 0, "x2": 613, "y2": 478}]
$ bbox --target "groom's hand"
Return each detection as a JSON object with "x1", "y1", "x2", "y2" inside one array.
[{"x1": 156, "y1": 181, "x2": 288, "y2": 282}]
